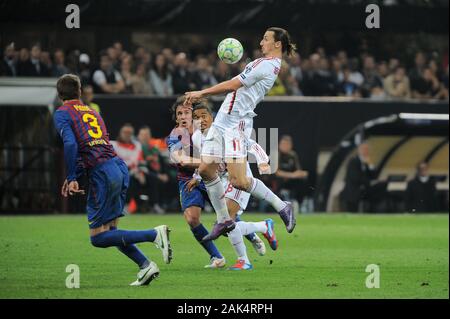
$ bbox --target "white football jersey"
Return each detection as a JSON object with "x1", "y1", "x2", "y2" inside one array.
[{"x1": 217, "y1": 57, "x2": 281, "y2": 119}]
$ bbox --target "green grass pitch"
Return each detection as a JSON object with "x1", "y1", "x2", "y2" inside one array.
[{"x1": 0, "y1": 213, "x2": 448, "y2": 299}]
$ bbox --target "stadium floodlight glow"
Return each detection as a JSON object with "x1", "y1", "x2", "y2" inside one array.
[{"x1": 399, "y1": 113, "x2": 449, "y2": 121}]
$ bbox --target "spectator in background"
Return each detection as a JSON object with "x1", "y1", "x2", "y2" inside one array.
[
  {"x1": 316, "y1": 56, "x2": 338, "y2": 96},
  {"x1": 360, "y1": 55, "x2": 384, "y2": 98},
  {"x1": 331, "y1": 57, "x2": 344, "y2": 83},
  {"x1": 340, "y1": 143, "x2": 387, "y2": 212},
  {"x1": 92, "y1": 53, "x2": 126, "y2": 94},
  {"x1": 288, "y1": 54, "x2": 304, "y2": 85},
  {"x1": 78, "y1": 53, "x2": 92, "y2": 86},
  {"x1": 405, "y1": 162, "x2": 437, "y2": 212},
  {"x1": 161, "y1": 48, "x2": 175, "y2": 70},
  {"x1": 40, "y1": 51, "x2": 52, "y2": 73},
  {"x1": 193, "y1": 56, "x2": 217, "y2": 90},
  {"x1": 17, "y1": 44, "x2": 50, "y2": 76},
  {"x1": 131, "y1": 63, "x2": 153, "y2": 95},
  {"x1": 303, "y1": 53, "x2": 337, "y2": 96},
  {"x1": 64, "y1": 49, "x2": 79, "y2": 74},
  {"x1": 274, "y1": 135, "x2": 308, "y2": 210},
  {"x1": 107, "y1": 46, "x2": 120, "y2": 70},
  {"x1": 337, "y1": 50, "x2": 349, "y2": 68},
  {"x1": 81, "y1": 85, "x2": 101, "y2": 113},
  {"x1": 409, "y1": 51, "x2": 427, "y2": 92},
  {"x1": 149, "y1": 53, "x2": 173, "y2": 96},
  {"x1": 134, "y1": 46, "x2": 147, "y2": 65},
  {"x1": 0, "y1": 43, "x2": 17, "y2": 76},
  {"x1": 412, "y1": 67, "x2": 443, "y2": 99},
  {"x1": 388, "y1": 57, "x2": 400, "y2": 73},
  {"x1": 428, "y1": 60, "x2": 449, "y2": 100},
  {"x1": 338, "y1": 67, "x2": 360, "y2": 97},
  {"x1": 120, "y1": 54, "x2": 134, "y2": 93},
  {"x1": 214, "y1": 61, "x2": 232, "y2": 84},
  {"x1": 347, "y1": 58, "x2": 365, "y2": 87},
  {"x1": 377, "y1": 61, "x2": 390, "y2": 80},
  {"x1": 172, "y1": 52, "x2": 196, "y2": 94},
  {"x1": 138, "y1": 126, "x2": 170, "y2": 213},
  {"x1": 110, "y1": 123, "x2": 147, "y2": 213},
  {"x1": 52, "y1": 49, "x2": 69, "y2": 77},
  {"x1": 113, "y1": 41, "x2": 124, "y2": 60},
  {"x1": 384, "y1": 66, "x2": 411, "y2": 99}
]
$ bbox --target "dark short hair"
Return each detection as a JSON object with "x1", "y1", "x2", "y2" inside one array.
[
  {"x1": 56, "y1": 74, "x2": 81, "y2": 101},
  {"x1": 139, "y1": 125, "x2": 151, "y2": 132},
  {"x1": 192, "y1": 100, "x2": 213, "y2": 115},
  {"x1": 280, "y1": 135, "x2": 293, "y2": 143},
  {"x1": 122, "y1": 122, "x2": 134, "y2": 129},
  {"x1": 170, "y1": 96, "x2": 188, "y2": 121}
]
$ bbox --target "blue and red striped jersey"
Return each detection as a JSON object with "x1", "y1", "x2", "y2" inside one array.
[{"x1": 53, "y1": 99, "x2": 116, "y2": 181}]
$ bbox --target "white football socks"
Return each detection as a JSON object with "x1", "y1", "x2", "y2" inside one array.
[
  {"x1": 227, "y1": 227, "x2": 250, "y2": 264},
  {"x1": 237, "y1": 221, "x2": 267, "y2": 235},
  {"x1": 248, "y1": 177, "x2": 287, "y2": 212},
  {"x1": 204, "y1": 175, "x2": 231, "y2": 223}
]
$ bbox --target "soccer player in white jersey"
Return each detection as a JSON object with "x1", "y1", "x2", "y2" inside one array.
[
  {"x1": 184, "y1": 27, "x2": 297, "y2": 240},
  {"x1": 189, "y1": 103, "x2": 278, "y2": 270}
]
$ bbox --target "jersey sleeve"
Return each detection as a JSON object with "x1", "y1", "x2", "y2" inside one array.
[
  {"x1": 191, "y1": 130, "x2": 202, "y2": 153},
  {"x1": 248, "y1": 138, "x2": 269, "y2": 165},
  {"x1": 53, "y1": 109, "x2": 79, "y2": 182},
  {"x1": 237, "y1": 60, "x2": 273, "y2": 88},
  {"x1": 167, "y1": 130, "x2": 183, "y2": 153}
]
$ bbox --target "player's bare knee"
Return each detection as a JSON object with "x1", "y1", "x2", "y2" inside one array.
[
  {"x1": 230, "y1": 177, "x2": 250, "y2": 191},
  {"x1": 184, "y1": 210, "x2": 201, "y2": 228}
]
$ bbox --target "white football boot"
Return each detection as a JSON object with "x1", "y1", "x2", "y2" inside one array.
[
  {"x1": 250, "y1": 234, "x2": 266, "y2": 256},
  {"x1": 154, "y1": 225, "x2": 173, "y2": 264},
  {"x1": 204, "y1": 257, "x2": 226, "y2": 269},
  {"x1": 130, "y1": 261, "x2": 160, "y2": 286}
]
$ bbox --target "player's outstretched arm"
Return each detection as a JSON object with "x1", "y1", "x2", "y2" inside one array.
[{"x1": 184, "y1": 77, "x2": 242, "y2": 104}]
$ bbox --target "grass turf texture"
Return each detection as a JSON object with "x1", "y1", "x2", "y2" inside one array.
[{"x1": 0, "y1": 213, "x2": 448, "y2": 299}]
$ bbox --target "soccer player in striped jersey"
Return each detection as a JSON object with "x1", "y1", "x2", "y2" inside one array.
[
  {"x1": 166, "y1": 96, "x2": 226, "y2": 268},
  {"x1": 189, "y1": 103, "x2": 278, "y2": 270},
  {"x1": 184, "y1": 27, "x2": 297, "y2": 240},
  {"x1": 53, "y1": 74, "x2": 172, "y2": 286}
]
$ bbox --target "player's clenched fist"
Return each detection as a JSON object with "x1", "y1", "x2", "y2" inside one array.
[{"x1": 68, "y1": 180, "x2": 85, "y2": 196}]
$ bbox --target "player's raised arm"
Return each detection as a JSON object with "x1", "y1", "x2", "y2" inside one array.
[{"x1": 184, "y1": 77, "x2": 242, "y2": 105}]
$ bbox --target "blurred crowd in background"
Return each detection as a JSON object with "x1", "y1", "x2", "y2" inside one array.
[{"x1": 1, "y1": 41, "x2": 449, "y2": 100}]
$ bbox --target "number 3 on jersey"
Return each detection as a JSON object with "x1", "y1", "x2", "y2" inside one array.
[{"x1": 82, "y1": 113, "x2": 103, "y2": 139}]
